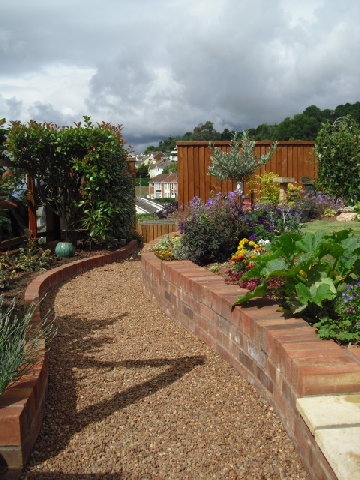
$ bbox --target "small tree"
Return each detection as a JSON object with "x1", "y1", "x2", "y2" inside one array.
[
  {"x1": 315, "y1": 116, "x2": 360, "y2": 205},
  {"x1": 5, "y1": 117, "x2": 135, "y2": 245},
  {"x1": 208, "y1": 131, "x2": 278, "y2": 193}
]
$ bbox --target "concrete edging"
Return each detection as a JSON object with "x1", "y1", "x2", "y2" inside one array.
[
  {"x1": 0, "y1": 240, "x2": 138, "y2": 473},
  {"x1": 141, "y1": 240, "x2": 360, "y2": 480}
]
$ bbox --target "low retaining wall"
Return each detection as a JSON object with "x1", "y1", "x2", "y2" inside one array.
[
  {"x1": 141, "y1": 241, "x2": 360, "y2": 480},
  {"x1": 0, "y1": 240, "x2": 138, "y2": 473}
]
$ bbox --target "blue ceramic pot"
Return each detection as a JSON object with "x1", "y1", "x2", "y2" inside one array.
[{"x1": 54, "y1": 242, "x2": 75, "y2": 258}]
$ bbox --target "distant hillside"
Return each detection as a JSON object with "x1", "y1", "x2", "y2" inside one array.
[{"x1": 144, "y1": 101, "x2": 360, "y2": 154}]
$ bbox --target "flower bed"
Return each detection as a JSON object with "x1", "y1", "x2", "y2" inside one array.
[
  {"x1": 141, "y1": 239, "x2": 360, "y2": 480},
  {"x1": 0, "y1": 240, "x2": 138, "y2": 474}
]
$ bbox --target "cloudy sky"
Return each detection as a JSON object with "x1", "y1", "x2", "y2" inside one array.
[{"x1": 1, "y1": 0, "x2": 359, "y2": 152}]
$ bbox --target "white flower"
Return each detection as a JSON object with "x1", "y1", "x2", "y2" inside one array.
[{"x1": 258, "y1": 239, "x2": 270, "y2": 246}]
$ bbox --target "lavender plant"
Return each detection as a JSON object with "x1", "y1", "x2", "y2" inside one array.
[{"x1": 0, "y1": 297, "x2": 56, "y2": 396}]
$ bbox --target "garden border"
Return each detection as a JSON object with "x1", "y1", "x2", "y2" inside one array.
[
  {"x1": 141, "y1": 239, "x2": 360, "y2": 480},
  {"x1": 0, "y1": 240, "x2": 138, "y2": 475}
]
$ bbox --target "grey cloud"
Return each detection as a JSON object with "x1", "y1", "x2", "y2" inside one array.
[
  {"x1": 28, "y1": 102, "x2": 78, "y2": 126},
  {"x1": 1, "y1": 0, "x2": 359, "y2": 152}
]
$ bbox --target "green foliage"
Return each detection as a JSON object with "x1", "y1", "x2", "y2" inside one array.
[
  {"x1": 72, "y1": 120, "x2": 134, "y2": 244},
  {"x1": 191, "y1": 121, "x2": 221, "y2": 141},
  {"x1": 248, "y1": 172, "x2": 279, "y2": 205},
  {"x1": 0, "y1": 296, "x2": 56, "y2": 397},
  {"x1": 313, "y1": 281, "x2": 360, "y2": 343},
  {"x1": 232, "y1": 230, "x2": 360, "y2": 325},
  {"x1": 273, "y1": 114, "x2": 319, "y2": 141},
  {"x1": 135, "y1": 177, "x2": 150, "y2": 186},
  {"x1": 5, "y1": 116, "x2": 135, "y2": 245},
  {"x1": 162, "y1": 162, "x2": 178, "y2": 174},
  {"x1": 136, "y1": 213, "x2": 154, "y2": 221},
  {"x1": 0, "y1": 233, "x2": 52, "y2": 289},
  {"x1": 150, "y1": 235, "x2": 184, "y2": 261},
  {"x1": 0, "y1": 118, "x2": 7, "y2": 157},
  {"x1": 208, "y1": 131, "x2": 278, "y2": 186},
  {"x1": 315, "y1": 116, "x2": 360, "y2": 205},
  {"x1": 136, "y1": 163, "x2": 149, "y2": 178},
  {"x1": 246, "y1": 204, "x2": 303, "y2": 241}
]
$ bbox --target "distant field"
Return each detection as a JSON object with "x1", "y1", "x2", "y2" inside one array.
[{"x1": 302, "y1": 220, "x2": 360, "y2": 237}]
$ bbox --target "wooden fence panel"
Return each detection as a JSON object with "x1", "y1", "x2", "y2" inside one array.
[
  {"x1": 177, "y1": 141, "x2": 316, "y2": 207},
  {"x1": 137, "y1": 220, "x2": 177, "y2": 243}
]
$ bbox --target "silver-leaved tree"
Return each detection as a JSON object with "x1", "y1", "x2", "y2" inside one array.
[{"x1": 208, "y1": 131, "x2": 278, "y2": 193}]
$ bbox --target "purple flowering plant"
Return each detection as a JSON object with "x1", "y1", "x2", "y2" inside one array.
[
  {"x1": 291, "y1": 191, "x2": 345, "y2": 219},
  {"x1": 313, "y1": 281, "x2": 360, "y2": 343},
  {"x1": 177, "y1": 191, "x2": 250, "y2": 265}
]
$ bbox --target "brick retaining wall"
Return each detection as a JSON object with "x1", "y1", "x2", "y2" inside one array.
[
  {"x1": 141, "y1": 241, "x2": 360, "y2": 480},
  {"x1": 0, "y1": 240, "x2": 138, "y2": 473}
]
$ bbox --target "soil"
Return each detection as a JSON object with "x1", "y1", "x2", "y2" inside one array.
[{"x1": 0, "y1": 248, "x2": 113, "y2": 313}]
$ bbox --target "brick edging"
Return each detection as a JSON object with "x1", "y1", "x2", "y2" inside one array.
[
  {"x1": 141, "y1": 241, "x2": 360, "y2": 480},
  {"x1": 0, "y1": 240, "x2": 138, "y2": 472}
]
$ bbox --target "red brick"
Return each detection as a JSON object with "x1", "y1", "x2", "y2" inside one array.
[
  {"x1": 195, "y1": 326, "x2": 215, "y2": 349},
  {"x1": 215, "y1": 342, "x2": 232, "y2": 365},
  {"x1": 266, "y1": 329, "x2": 319, "y2": 364},
  {"x1": 296, "y1": 364, "x2": 360, "y2": 396},
  {"x1": 349, "y1": 348, "x2": 360, "y2": 363},
  {"x1": 200, "y1": 303, "x2": 216, "y2": 323},
  {"x1": 215, "y1": 315, "x2": 231, "y2": 336},
  {"x1": 256, "y1": 318, "x2": 309, "y2": 349},
  {"x1": 272, "y1": 383, "x2": 287, "y2": 420},
  {"x1": 283, "y1": 347, "x2": 349, "y2": 382},
  {"x1": 255, "y1": 365, "x2": 273, "y2": 392},
  {"x1": 0, "y1": 406, "x2": 25, "y2": 445},
  {"x1": 239, "y1": 349, "x2": 255, "y2": 374}
]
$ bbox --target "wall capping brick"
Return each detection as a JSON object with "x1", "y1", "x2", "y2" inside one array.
[
  {"x1": 142, "y1": 240, "x2": 360, "y2": 480},
  {"x1": 0, "y1": 240, "x2": 138, "y2": 475}
]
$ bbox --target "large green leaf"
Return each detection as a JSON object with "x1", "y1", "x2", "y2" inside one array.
[{"x1": 309, "y1": 279, "x2": 336, "y2": 306}]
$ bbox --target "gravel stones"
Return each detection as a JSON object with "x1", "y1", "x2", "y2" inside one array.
[{"x1": 21, "y1": 254, "x2": 308, "y2": 479}]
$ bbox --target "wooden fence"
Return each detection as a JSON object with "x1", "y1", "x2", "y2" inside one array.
[
  {"x1": 177, "y1": 141, "x2": 316, "y2": 207},
  {"x1": 137, "y1": 219, "x2": 177, "y2": 243}
]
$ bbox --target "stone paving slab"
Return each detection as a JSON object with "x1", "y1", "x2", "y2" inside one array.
[{"x1": 297, "y1": 395, "x2": 360, "y2": 480}]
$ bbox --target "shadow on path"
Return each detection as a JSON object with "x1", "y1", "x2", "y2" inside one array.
[{"x1": 22, "y1": 294, "x2": 205, "y2": 475}]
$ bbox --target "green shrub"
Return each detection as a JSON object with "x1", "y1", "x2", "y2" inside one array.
[
  {"x1": 150, "y1": 235, "x2": 185, "y2": 261},
  {"x1": 177, "y1": 192, "x2": 250, "y2": 266},
  {"x1": 316, "y1": 116, "x2": 360, "y2": 205},
  {"x1": 248, "y1": 172, "x2": 279, "y2": 205},
  {"x1": 5, "y1": 117, "x2": 135, "y2": 245}
]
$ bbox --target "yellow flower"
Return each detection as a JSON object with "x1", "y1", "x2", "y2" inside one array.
[{"x1": 299, "y1": 270, "x2": 307, "y2": 278}]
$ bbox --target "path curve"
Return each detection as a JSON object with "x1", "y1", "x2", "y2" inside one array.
[{"x1": 21, "y1": 254, "x2": 308, "y2": 479}]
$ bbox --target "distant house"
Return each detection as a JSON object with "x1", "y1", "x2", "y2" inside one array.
[
  {"x1": 149, "y1": 173, "x2": 178, "y2": 199},
  {"x1": 148, "y1": 159, "x2": 174, "y2": 178}
]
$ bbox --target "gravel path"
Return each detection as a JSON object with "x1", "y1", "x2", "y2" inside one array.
[{"x1": 21, "y1": 253, "x2": 308, "y2": 479}]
